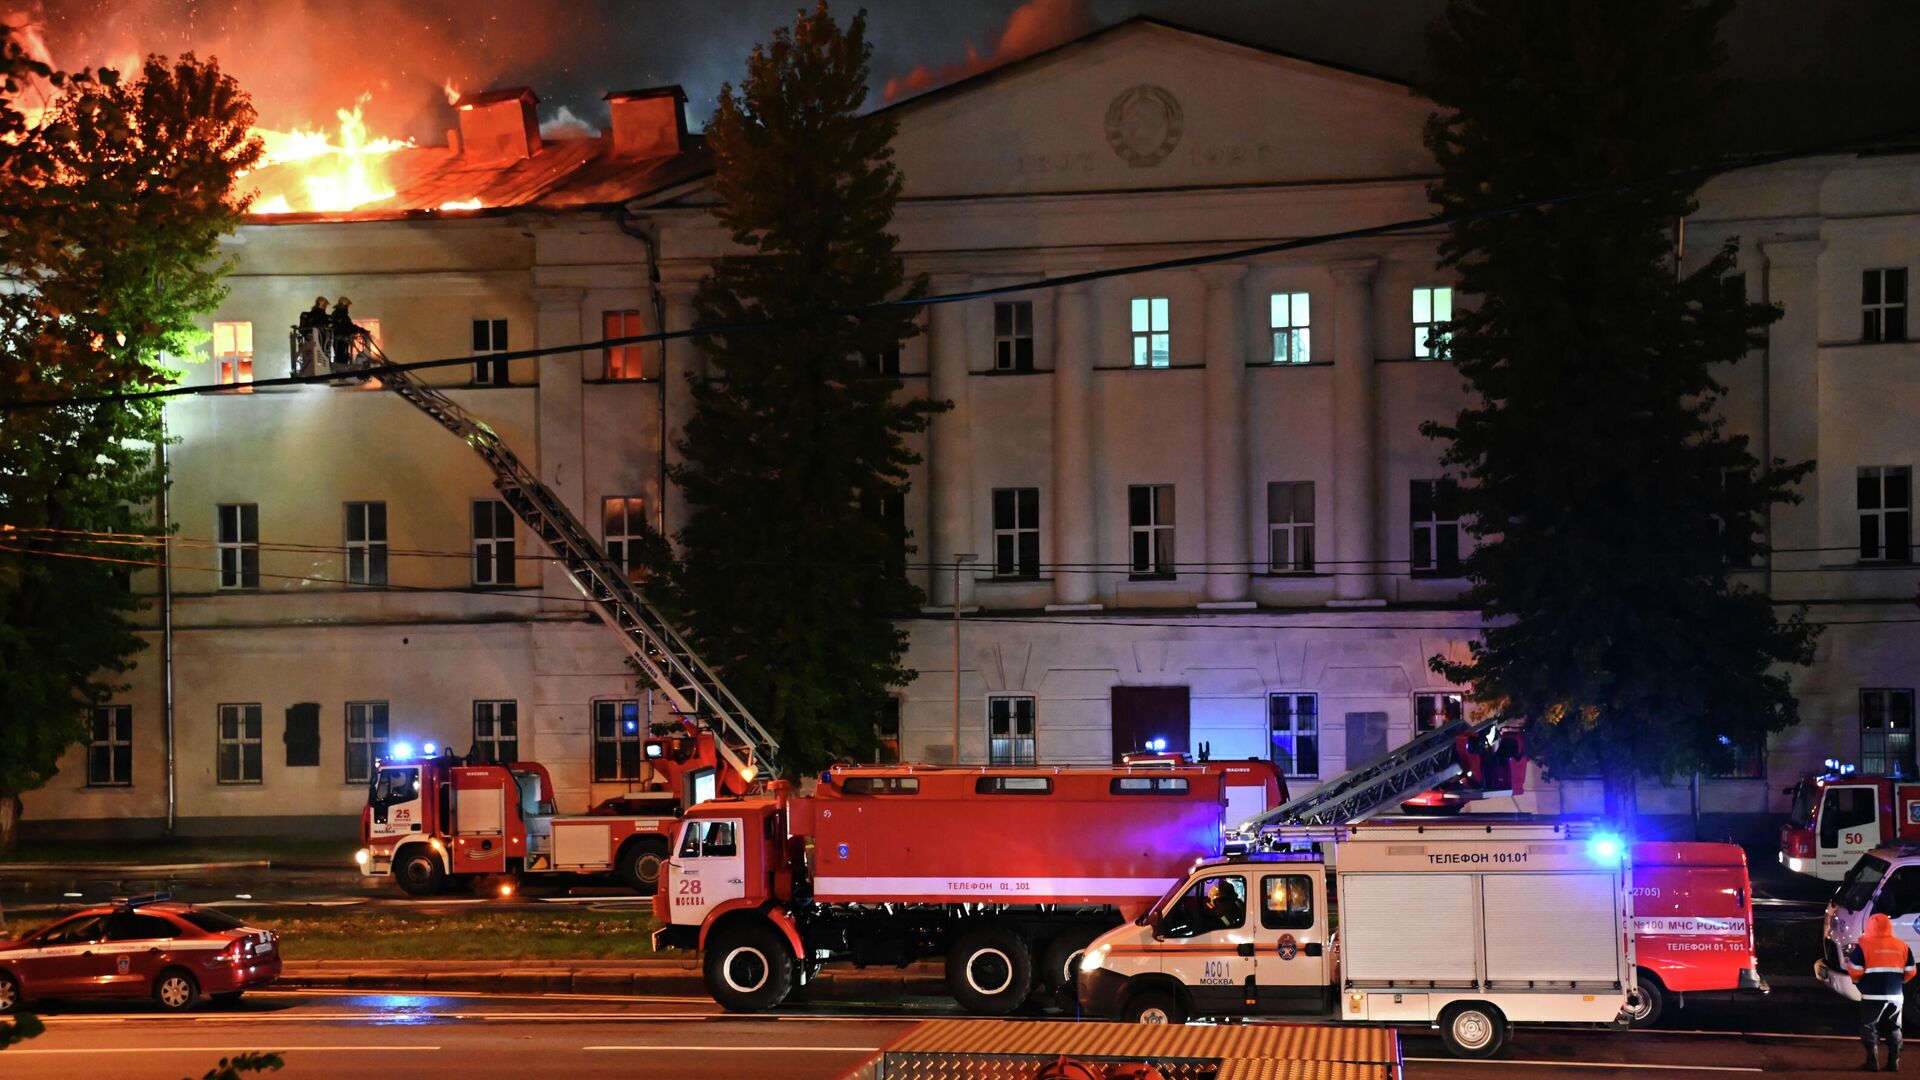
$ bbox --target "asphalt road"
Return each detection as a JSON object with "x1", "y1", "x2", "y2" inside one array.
[{"x1": 0, "y1": 988, "x2": 1889, "y2": 1079}]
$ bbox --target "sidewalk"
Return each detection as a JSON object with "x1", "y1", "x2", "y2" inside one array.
[{"x1": 278, "y1": 958, "x2": 946, "y2": 997}]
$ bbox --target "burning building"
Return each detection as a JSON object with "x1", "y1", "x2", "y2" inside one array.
[{"x1": 21, "y1": 19, "x2": 1920, "y2": 841}]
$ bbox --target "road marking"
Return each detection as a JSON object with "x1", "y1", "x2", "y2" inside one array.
[
  {"x1": 1413, "y1": 1054, "x2": 1762, "y2": 1074},
  {"x1": 6, "y1": 1046, "x2": 442, "y2": 1054},
  {"x1": 583, "y1": 1037, "x2": 879, "y2": 1045}
]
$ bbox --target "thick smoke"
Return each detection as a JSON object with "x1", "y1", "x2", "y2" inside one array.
[{"x1": 882, "y1": 0, "x2": 1093, "y2": 102}]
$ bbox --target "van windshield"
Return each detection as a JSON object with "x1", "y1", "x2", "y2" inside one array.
[{"x1": 1840, "y1": 854, "x2": 1891, "y2": 912}]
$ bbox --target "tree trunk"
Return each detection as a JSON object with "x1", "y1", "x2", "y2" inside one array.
[
  {"x1": 0, "y1": 792, "x2": 20, "y2": 853},
  {"x1": 1601, "y1": 762, "x2": 1639, "y2": 829}
]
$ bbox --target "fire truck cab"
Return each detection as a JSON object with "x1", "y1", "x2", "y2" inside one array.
[{"x1": 1779, "y1": 763, "x2": 1919, "y2": 880}]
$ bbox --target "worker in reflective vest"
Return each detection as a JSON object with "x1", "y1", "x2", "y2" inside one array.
[{"x1": 1846, "y1": 912, "x2": 1917, "y2": 1071}]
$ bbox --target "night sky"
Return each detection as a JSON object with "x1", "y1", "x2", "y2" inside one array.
[{"x1": 17, "y1": 0, "x2": 1920, "y2": 152}]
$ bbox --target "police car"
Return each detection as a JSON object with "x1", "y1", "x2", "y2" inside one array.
[{"x1": 0, "y1": 894, "x2": 281, "y2": 1013}]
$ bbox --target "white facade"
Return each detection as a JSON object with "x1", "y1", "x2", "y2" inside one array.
[{"x1": 23, "y1": 21, "x2": 1920, "y2": 837}]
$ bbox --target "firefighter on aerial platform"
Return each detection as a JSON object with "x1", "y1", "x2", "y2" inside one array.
[
  {"x1": 293, "y1": 296, "x2": 330, "y2": 375},
  {"x1": 1846, "y1": 912, "x2": 1916, "y2": 1071},
  {"x1": 329, "y1": 296, "x2": 369, "y2": 368}
]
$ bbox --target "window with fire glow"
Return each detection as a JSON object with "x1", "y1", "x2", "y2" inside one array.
[{"x1": 214, "y1": 321, "x2": 253, "y2": 387}]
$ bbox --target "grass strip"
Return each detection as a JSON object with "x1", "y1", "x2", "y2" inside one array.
[{"x1": 267, "y1": 907, "x2": 674, "y2": 961}]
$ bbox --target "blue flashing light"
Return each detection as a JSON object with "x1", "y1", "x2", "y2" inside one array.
[
  {"x1": 1716, "y1": 734, "x2": 1731, "y2": 746},
  {"x1": 625, "y1": 720, "x2": 638, "y2": 733},
  {"x1": 1146, "y1": 737, "x2": 1168, "y2": 753},
  {"x1": 1587, "y1": 833, "x2": 1625, "y2": 864},
  {"x1": 391, "y1": 742, "x2": 415, "y2": 762},
  {"x1": 424, "y1": 742, "x2": 437, "y2": 755},
  {"x1": 1825, "y1": 758, "x2": 1841, "y2": 771}
]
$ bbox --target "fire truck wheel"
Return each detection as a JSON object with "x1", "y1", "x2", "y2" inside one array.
[
  {"x1": 1041, "y1": 927, "x2": 1103, "y2": 995},
  {"x1": 0, "y1": 971, "x2": 18, "y2": 1014},
  {"x1": 616, "y1": 839, "x2": 668, "y2": 895},
  {"x1": 153, "y1": 968, "x2": 201, "y2": 1012},
  {"x1": 1122, "y1": 990, "x2": 1186, "y2": 1026},
  {"x1": 1624, "y1": 972, "x2": 1666, "y2": 1028},
  {"x1": 704, "y1": 922, "x2": 794, "y2": 1012},
  {"x1": 395, "y1": 848, "x2": 446, "y2": 896},
  {"x1": 948, "y1": 927, "x2": 1034, "y2": 1015},
  {"x1": 1438, "y1": 1001, "x2": 1509, "y2": 1059}
]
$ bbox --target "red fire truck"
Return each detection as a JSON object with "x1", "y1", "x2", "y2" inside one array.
[
  {"x1": 1624, "y1": 841, "x2": 1766, "y2": 1027},
  {"x1": 651, "y1": 761, "x2": 1264, "y2": 1014},
  {"x1": 356, "y1": 722, "x2": 746, "y2": 896},
  {"x1": 1778, "y1": 762, "x2": 1913, "y2": 881}
]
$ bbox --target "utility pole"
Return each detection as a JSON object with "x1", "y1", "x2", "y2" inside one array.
[{"x1": 950, "y1": 553, "x2": 976, "y2": 763}]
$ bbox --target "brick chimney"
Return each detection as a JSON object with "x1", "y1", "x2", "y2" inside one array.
[
  {"x1": 604, "y1": 86, "x2": 687, "y2": 159},
  {"x1": 456, "y1": 87, "x2": 541, "y2": 163}
]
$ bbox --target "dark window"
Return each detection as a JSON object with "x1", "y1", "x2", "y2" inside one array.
[
  {"x1": 1874, "y1": 867, "x2": 1920, "y2": 919},
  {"x1": 874, "y1": 697, "x2": 901, "y2": 765},
  {"x1": 345, "y1": 501, "x2": 388, "y2": 585},
  {"x1": 975, "y1": 775, "x2": 1052, "y2": 794},
  {"x1": 216, "y1": 503, "x2": 259, "y2": 589},
  {"x1": 1267, "y1": 482, "x2": 1315, "y2": 573},
  {"x1": 40, "y1": 913, "x2": 110, "y2": 945},
  {"x1": 1346, "y1": 711, "x2": 1390, "y2": 768},
  {"x1": 1269, "y1": 694, "x2": 1318, "y2": 778},
  {"x1": 992, "y1": 487, "x2": 1040, "y2": 579},
  {"x1": 284, "y1": 702, "x2": 321, "y2": 768},
  {"x1": 178, "y1": 908, "x2": 246, "y2": 933},
  {"x1": 1161, "y1": 874, "x2": 1246, "y2": 938},
  {"x1": 1858, "y1": 467, "x2": 1912, "y2": 562},
  {"x1": 1822, "y1": 786, "x2": 1880, "y2": 849},
  {"x1": 1708, "y1": 734, "x2": 1766, "y2": 780},
  {"x1": 1864, "y1": 268, "x2": 1908, "y2": 343},
  {"x1": 474, "y1": 700, "x2": 519, "y2": 764},
  {"x1": 860, "y1": 344, "x2": 902, "y2": 376},
  {"x1": 994, "y1": 301, "x2": 1034, "y2": 371},
  {"x1": 1414, "y1": 692, "x2": 1464, "y2": 733},
  {"x1": 842, "y1": 775, "x2": 919, "y2": 795},
  {"x1": 1862, "y1": 689, "x2": 1918, "y2": 776},
  {"x1": 217, "y1": 704, "x2": 263, "y2": 784},
  {"x1": 1111, "y1": 776, "x2": 1190, "y2": 795},
  {"x1": 594, "y1": 699, "x2": 643, "y2": 782},
  {"x1": 472, "y1": 500, "x2": 516, "y2": 586},
  {"x1": 88, "y1": 705, "x2": 132, "y2": 786},
  {"x1": 987, "y1": 695, "x2": 1037, "y2": 765},
  {"x1": 1411, "y1": 479, "x2": 1462, "y2": 576},
  {"x1": 345, "y1": 701, "x2": 389, "y2": 784},
  {"x1": 1128, "y1": 484, "x2": 1175, "y2": 578},
  {"x1": 106, "y1": 913, "x2": 179, "y2": 941},
  {"x1": 472, "y1": 317, "x2": 509, "y2": 385},
  {"x1": 1260, "y1": 874, "x2": 1315, "y2": 930}
]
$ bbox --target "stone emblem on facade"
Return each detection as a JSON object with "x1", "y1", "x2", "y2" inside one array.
[{"x1": 1104, "y1": 84, "x2": 1183, "y2": 167}]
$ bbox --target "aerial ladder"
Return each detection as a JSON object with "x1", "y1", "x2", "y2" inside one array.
[
  {"x1": 303, "y1": 332, "x2": 782, "y2": 785},
  {"x1": 1237, "y1": 718, "x2": 1525, "y2": 842}
]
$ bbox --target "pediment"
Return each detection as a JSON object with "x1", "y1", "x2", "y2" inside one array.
[{"x1": 884, "y1": 20, "x2": 1436, "y2": 198}]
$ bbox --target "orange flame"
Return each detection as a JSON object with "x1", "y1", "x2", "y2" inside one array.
[
  {"x1": 437, "y1": 198, "x2": 482, "y2": 211},
  {"x1": 442, "y1": 79, "x2": 461, "y2": 107},
  {"x1": 247, "y1": 94, "x2": 414, "y2": 214}
]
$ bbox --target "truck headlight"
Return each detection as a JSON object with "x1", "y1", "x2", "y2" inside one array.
[
  {"x1": 1079, "y1": 943, "x2": 1111, "y2": 974},
  {"x1": 354, "y1": 849, "x2": 370, "y2": 867}
]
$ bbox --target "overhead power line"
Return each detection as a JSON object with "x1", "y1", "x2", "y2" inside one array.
[{"x1": 3, "y1": 130, "x2": 1915, "y2": 415}]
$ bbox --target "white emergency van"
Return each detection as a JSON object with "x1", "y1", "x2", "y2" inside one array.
[
  {"x1": 1815, "y1": 843, "x2": 1920, "y2": 1002},
  {"x1": 1076, "y1": 818, "x2": 1635, "y2": 1058}
]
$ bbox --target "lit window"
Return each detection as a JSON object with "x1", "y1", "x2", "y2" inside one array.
[
  {"x1": 472, "y1": 500, "x2": 516, "y2": 586},
  {"x1": 217, "y1": 703, "x2": 263, "y2": 784},
  {"x1": 594, "y1": 699, "x2": 644, "y2": 782},
  {"x1": 1858, "y1": 466, "x2": 1912, "y2": 562},
  {"x1": 604, "y1": 310, "x2": 647, "y2": 380},
  {"x1": 1128, "y1": 484, "x2": 1175, "y2": 578},
  {"x1": 987, "y1": 695, "x2": 1037, "y2": 766},
  {"x1": 1130, "y1": 297, "x2": 1170, "y2": 368},
  {"x1": 1266, "y1": 481, "x2": 1315, "y2": 573},
  {"x1": 473, "y1": 700, "x2": 519, "y2": 764},
  {"x1": 1412, "y1": 286, "x2": 1452, "y2": 359},
  {"x1": 1270, "y1": 292, "x2": 1311, "y2": 364},
  {"x1": 995, "y1": 301, "x2": 1035, "y2": 371},
  {"x1": 473, "y1": 318, "x2": 509, "y2": 385},
  {"x1": 1414, "y1": 691, "x2": 1463, "y2": 733},
  {"x1": 992, "y1": 487, "x2": 1040, "y2": 579},
  {"x1": 603, "y1": 496, "x2": 647, "y2": 582},
  {"x1": 345, "y1": 701, "x2": 389, "y2": 784},
  {"x1": 213, "y1": 321, "x2": 253, "y2": 388},
  {"x1": 88, "y1": 705, "x2": 132, "y2": 787},
  {"x1": 1269, "y1": 693, "x2": 1318, "y2": 778},
  {"x1": 1410, "y1": 479, "x2": 1462, "y2": 576},
  {"x1": 216, "y1": 504, "x2": 259, "y2": 589},
  {"x1": 1863, "y1": 268, "x2": 1908, "y2": 343},
  {"x1": 1862, "y1": 689, "x2": 1917, "y2": 777},
  {"x1": 344, "y1": 501, "x2": 388, "y2": 586}
]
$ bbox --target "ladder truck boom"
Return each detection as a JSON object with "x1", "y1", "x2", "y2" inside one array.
[{"x1": 331, "y1": 338, "x2": 780, "y2": 783}]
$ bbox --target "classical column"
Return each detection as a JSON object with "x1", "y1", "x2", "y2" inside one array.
[
  {"x1": 1050, "y1": 281, "x2": 1099, "y2": 608},
  {"x1": 1328, "y1": 258, "x2": 1383, "y2": 605},
  {"x1": 659, "y1": 278, "x2": 702, "y2": 549},
  {"x1": 534, "y1": 284, "x2": 587, "y2": 607},
  {"x1": 1199, "y1": 264, "x2": 1252, "y2": 605},
  {"x1": 1760, "y1": 239, "x2": 1825, "y2": 577},
  {"x1": 926, "y1": 274, "x2": 976, "y2": 608}
]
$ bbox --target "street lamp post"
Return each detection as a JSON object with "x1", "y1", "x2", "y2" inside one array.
[{"x1": 951, "y1": 553, "x2": 977, "y2": 764}]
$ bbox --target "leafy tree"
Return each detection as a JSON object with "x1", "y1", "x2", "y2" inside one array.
[
  {"x1": 0, "y1": 40, "x2": 260, "y2": 847},
  {"x1": 1419, "y1": 0, "x2": 1818, "y2": 818},
  {"x1": 668, "y1": 2, "x2": 941, "y2": 773}
]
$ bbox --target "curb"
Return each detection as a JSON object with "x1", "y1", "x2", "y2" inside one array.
[
  {"x1": 0, "y1": 860, "x2": 272, "y2": 874},
  {"x1": 277, "y1": 960, "x2": 947, "y2": 998}
]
